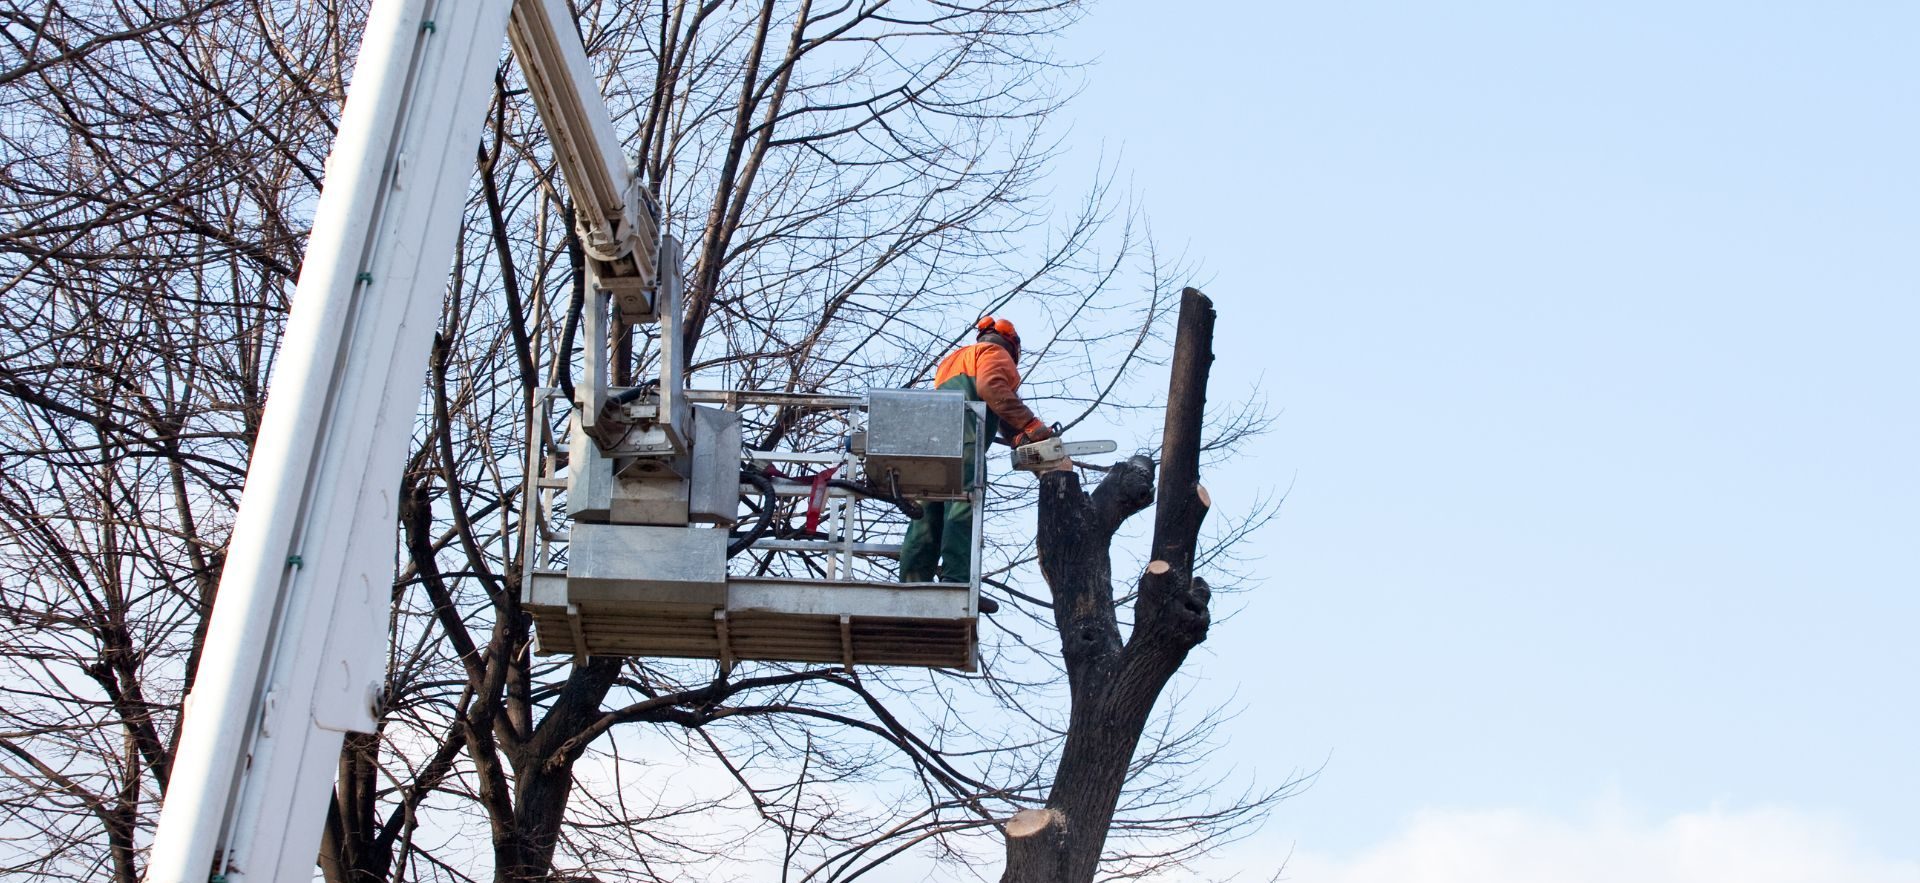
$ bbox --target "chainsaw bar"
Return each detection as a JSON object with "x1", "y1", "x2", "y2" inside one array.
[
  {"x1": 1058, "y1": 440, "x2": 1118, "y2": 457},
  {"x1": 1009, "y1": 437, "x2": 1119, "y2": 472}
]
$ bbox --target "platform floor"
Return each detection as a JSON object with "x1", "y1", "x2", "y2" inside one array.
[{"x1": 526, "y1": 576, "x2": 977, "y2": 669}]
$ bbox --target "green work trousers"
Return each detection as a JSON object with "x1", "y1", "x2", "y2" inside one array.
[{"x1": 898, "y1": 444, "x2": 976, "y2": 583}]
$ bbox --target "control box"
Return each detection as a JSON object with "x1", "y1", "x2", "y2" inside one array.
[{"x1": 865, "y1": 389, "x2": 967, "y2": 496}]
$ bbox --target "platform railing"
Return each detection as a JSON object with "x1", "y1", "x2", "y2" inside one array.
[{"x1": 519, "y1": 387, "x2": 986, "y2": 613}]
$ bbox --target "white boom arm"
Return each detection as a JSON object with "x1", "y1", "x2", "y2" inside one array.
[
  {"x1": 509, "y1": 0, "x2": 660, "y2": 319},
  {"x1": 145, "y1": 0, "x2": 650, "y2": 879}
]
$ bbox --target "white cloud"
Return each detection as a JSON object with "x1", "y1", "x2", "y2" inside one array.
[{"x1": 1245, "y1": 804, "x2": 1919, "y2": 883}]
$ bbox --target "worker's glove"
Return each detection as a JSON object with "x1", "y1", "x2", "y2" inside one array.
[{"x1": 1013, "y1": 421, "x2": 1056, "y2": 447}]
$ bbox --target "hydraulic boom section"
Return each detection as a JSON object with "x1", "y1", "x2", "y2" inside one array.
[
  {"x1": 145, "y1": 1, "x2": 657, "y2": 880},
  {"x1": 507, "y1": 0, "x2": 661, "y2": 318}
]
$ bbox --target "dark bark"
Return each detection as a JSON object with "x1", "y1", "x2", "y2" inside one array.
[
  {"x1": 1002, "y1": 288, "x2": 1217, "y2": 883},
  {"x1": 320, "y1": 733, "x2": 381, "y2": 883},
  {"x1": 496, "y1": 657, "x2": 623, "y2": 880}
]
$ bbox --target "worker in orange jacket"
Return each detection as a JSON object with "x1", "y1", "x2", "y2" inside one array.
[{"x1": 899, "y1": 317, "x2": 1053, "y2": 583}]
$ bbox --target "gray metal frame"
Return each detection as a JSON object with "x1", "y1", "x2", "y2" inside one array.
[{"x1": 519, "y1": 388, "x2": 984, "y2": 669}]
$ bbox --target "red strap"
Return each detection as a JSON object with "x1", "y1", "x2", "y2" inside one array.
[{"x1": 803, "y1": 465, "x2": 840, "y2": 533}]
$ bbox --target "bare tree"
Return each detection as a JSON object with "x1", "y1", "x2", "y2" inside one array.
[
  {"x1": 1001, "y1": 287, "x2": 1243, "y2": 883},
  {"x1": 0, "y1": 2, "x2": 334, "y2": 879},
  {"x1": 0, "y1": 2, "x2": 1286, "y2": 881}
]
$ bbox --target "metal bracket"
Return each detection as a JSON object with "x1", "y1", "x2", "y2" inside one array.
[
  {"x1": 579, "y1": 277, "x2": 610, "y2": 427},
  {"x1": 714, "y1": 611, "x2": 734, "y2": 677},
  {"x1": 566, "y1": 603, "x2": 589, "y2": 662}
]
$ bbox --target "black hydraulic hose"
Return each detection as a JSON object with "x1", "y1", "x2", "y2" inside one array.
[
  {"x1": 885, "y1": 471, "x2": 923, "y2": 520},
  {"x1": 727, "y1": 466, "x2": 927, "y2": 558},
  {"x1": 556, "y1": 211, "x2": 586, "y2": 403},
  {"x1": 727, "y1": 469, "x2": 778, "y2": 558},
  {"x1": 608, "y1": 378, "x2": 657, "y2": 407},
  {"x1": 825, "y1": 478, "x2": 922, "y2": 520},
  {"x1": 782, "y1": 475, "x2": 925, "y2": 520}
]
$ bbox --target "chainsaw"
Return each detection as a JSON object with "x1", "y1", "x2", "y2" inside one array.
[{"x1": 1010, "y1": 435, "x2": 1118, "y2": 472}]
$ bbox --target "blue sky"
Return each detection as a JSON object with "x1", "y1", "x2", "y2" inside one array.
[{"x1": 1049, "y1": 0, "x2": 1919, "y2": 875}]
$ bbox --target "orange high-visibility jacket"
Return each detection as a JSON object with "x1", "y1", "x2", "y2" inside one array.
[{"x1": 934, "y1": 342, "x2": 1043, "y2": 442}]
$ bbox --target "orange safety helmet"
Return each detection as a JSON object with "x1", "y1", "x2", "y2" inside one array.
[{"x1": 975, "y1": 316, "x2": 1020, "y2": 343}]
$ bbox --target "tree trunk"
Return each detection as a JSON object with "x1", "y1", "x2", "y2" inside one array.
[
  {"x1": 494, "y1": 656, "x2": 623, "y2": 882},
  {"x1": 1002, "y1": 288, "x2": 1217, "y2": 883},
  {"x1": 320, "y1": 733, "x2": 383, "y2": 883}
]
